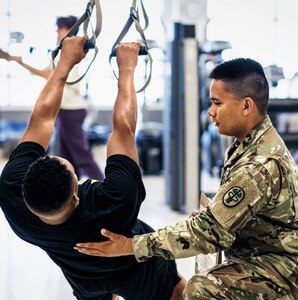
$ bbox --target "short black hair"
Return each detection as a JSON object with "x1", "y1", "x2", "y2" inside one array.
[
  {"x1": 22, "y1": 156, "x2": 73, "y2": 215},
  {"x1": 56, "y1": 15, "x2": 79, "y2": 36},
  {"x1": 209, "y1": 58, "x2": 269, "y2": 115}
]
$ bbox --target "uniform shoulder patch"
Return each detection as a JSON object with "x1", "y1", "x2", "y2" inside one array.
[
  {"x1": 210, "y1": 168, "x2": 263, "y2": 230},
  {"x1": 222, "y1": 186, "x2": 245, "y2": 207}
]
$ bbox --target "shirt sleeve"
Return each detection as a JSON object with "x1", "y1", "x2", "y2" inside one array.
[
  {"x1": 132, "y1": 160, "x2": 281, "y2": 262},
  {"x1": 85, "y1": 155, "x2": 146, "y2": 232},
  {"x1": 0, "y1": 142, "x2": 45, "y2": 198}
]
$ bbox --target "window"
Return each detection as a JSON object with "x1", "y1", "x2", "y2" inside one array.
[{"x1": 207, "y1": 0, "x2": 298, "y2": 98}]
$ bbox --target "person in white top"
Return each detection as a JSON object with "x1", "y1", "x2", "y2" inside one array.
[{"x1": 3, "y1": 15, "x2": 104, "y2": 180}]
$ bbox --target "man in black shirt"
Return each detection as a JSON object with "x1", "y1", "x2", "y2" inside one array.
[{"x1": 0, "y1": 37, "x2": 186, "y2": 299}]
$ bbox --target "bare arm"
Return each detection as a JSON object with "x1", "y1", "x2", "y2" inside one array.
[
  {"x1": 16, "y1": 58, "x2": 52, "y2": 79},
  {"x1": 106, "y1": 43, "x2": 141, "y2": 164},
  {"x1": 1, "y1": 51, "x2": 52, "y2": 79},
  {"x1": 20, "y1": 36, "x2": 87, "y2": 150}
]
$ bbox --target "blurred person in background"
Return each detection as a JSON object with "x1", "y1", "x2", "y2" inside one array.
[{"x1": 1, "y1": 15, "x2": 104, "y2": 180}]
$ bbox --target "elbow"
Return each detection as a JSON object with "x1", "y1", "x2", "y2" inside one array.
[{"x1": 113, "y1": 114, "x2": 136, "y2": 136}]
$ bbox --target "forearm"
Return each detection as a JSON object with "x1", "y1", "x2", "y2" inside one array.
[
  {"x1": 107, "y1": 66, "x2": 139, "y2": 162},
  {"x1": 18, "y1": 61, "x2": 52, "y2": 79},
  {"x1": 20, "y1": 60, "x2": 73, "y2": 148},
  {"x1": 19, "y1": 36, "x2": 87, "y2": 149},
  {"x1": 132, "y1": 213, "x2": 228, "y2": 262},
  {"x1": 114, "y1": 69, "x2": 137, "y2": 134},
  {"x1": 132, "y1": 221, "x2": 199, "y2": 262},
  {"x1": 32, "y1": 61, "x2": 70, "y2": 119}
]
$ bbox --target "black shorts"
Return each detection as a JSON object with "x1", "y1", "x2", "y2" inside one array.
[{"x1": 68, "y1": 257, "x2": 181, "y2": 300}]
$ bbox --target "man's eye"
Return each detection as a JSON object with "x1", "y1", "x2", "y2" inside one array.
[{"x1": 210, "y1": 100, "x2": 220, "y2": 106}]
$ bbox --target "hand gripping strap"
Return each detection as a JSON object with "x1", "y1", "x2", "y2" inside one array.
[
  {"x1": 109, "y1": 0, "x2": 153, "y2": 93},
  {"x1": 51, "y1": 0, "x2": 102, "y2": 85}
]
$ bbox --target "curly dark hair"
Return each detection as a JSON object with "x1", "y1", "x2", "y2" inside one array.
[
  {"x1": 210, "y1": 58, "x2": 269, "y2": 115},
  {"x1": 22, "y1": 156, "x2": 73, "y2": 215}
]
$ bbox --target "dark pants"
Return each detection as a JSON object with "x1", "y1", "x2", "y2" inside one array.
[
  {"x1": 56, "y1": 109, "x2": 104, "y2": 180},
  {"x1": 65, "y1": 257, "x2": 181, "y2": 300}
]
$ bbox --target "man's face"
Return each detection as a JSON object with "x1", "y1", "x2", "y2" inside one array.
[{"x1": 208, "y1": 79, "x2": 247, "y2": 141}]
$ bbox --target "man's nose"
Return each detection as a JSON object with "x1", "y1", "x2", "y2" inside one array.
[{"x1": 208, "y1": 105, "x2": 216, "y2": 117}]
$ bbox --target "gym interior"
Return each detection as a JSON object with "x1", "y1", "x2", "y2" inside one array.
[{"x1": 1, "y1": 0, "x2": 298, "y2": 299}]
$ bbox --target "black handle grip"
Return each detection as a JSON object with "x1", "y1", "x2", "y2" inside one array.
[
  {"x1": 110, "y1": 46, "x2": 148, "y2": 57},
  {"x1": 84, "y1": 39, "x2": 95, "y2": 50},
  {"x1": 57, "y1": 38, "x2": 95, "y2": 51}
]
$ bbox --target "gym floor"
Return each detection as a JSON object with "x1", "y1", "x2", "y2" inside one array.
[{"x1": 0, "y1": 145, "x2": 220, "y2": 300}]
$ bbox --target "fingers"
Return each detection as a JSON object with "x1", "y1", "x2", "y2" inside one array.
[
  {"x1": 100, "y1": 228, "x2": 120, "y2": 241},
  {"x1": 116, "y1": 42, "x2": 141, "y2": 70},
  {"x1": 74, "y1": 242, "x2": 108, "y2": 256},
  {"x1": 59, "y1": 36, "x2": 88, "y2": 65},
  {"x1": 74, "y1": 228, "x2": 118, "y2": 256},
  {"x1": 74, "y1": 240, "x2": 111, "y2": 255},
  {"x1": 116, "y1": 42, "x2": 141, "y2": 54},
  {"x1": 189, "y1": 210, "x2": 200, "y2": 218},
  {"x1": 74, "y1": 228, "x2": 133, "y2": 257}
]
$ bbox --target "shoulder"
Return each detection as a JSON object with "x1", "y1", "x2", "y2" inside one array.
[
  {"x1": 1, "y1": 141, "x2": 45, "y2": 177},
  {"x1": 10, "y1": 141, "x2": 45, "y2": 159},
  {"x1": 2, "y1": 141, "x2": 45, "y2": 174},
  {"x1": 0, "y1": 142, "x2": 45, "y2": 200},
  {"x1": 103, "y1": 155, "x2": 145, "y2": 201},
  {"x1": 106, "y1": 154, "x2": 142, "y2": 178},
  {"x1": 79, "y1": 155, "x2": 145, "y2": 201}
]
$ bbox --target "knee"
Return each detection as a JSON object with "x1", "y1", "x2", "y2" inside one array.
[{"x1": 183, "y1": 275, "x2": 218, "y2": 300}]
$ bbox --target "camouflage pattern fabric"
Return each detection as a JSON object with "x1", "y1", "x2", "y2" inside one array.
[
  {"x1": 184, "y1": 260, "x2": 295, "y2": 299},
  {"x1": 132, "y1": 116, "x2": 298, "y2": 298}
]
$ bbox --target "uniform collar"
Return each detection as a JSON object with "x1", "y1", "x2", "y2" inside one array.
[{"x1": 225, "y1": 115, "x2": 273, "y2": 163}]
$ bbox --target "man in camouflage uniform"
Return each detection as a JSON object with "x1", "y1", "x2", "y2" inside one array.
[{"x1": 75, "y1": 58, "x2": 298, "y2": 299}]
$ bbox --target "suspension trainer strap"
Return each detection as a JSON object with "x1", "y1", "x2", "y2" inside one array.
[
  {"x1": 51, "y1": 0, "x2": 102, "y2": 85},
  {"x1": 109, "y1": 0, "x2": 153, "y2": 93}
]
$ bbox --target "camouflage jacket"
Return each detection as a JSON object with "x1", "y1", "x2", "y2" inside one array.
[{"x1": 132, "y1": 116, "x2": 298, "y2": 290}]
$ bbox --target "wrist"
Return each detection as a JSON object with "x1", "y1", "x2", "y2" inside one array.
[
  {"x1": 124, "y1": 238, "x2": 134, "y2": 255},
  {"x1": 119, "y1": 68, "x2": 135, "y2": 76},
  {"x1": 54, "y1": 61, "x2": 73, "y2": 80}
]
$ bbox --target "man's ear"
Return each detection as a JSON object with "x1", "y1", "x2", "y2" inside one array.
[
  {"x1": 242, "y1": 97, "x2": 253, "y2": 114},
  {"x1": 72, "y1": 194, "x2": 80, "y2": 208}
]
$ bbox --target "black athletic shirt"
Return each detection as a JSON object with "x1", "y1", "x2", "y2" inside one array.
[{"x1": 0, "y1": 142, "x2": 180, "y2": 299}]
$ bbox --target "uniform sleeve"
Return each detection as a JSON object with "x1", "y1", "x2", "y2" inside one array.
[
  {"x1": 210, "y1": 160, "x2": 280, "y2": 231},
  {"x1": 132, "y1": 160, "x2": 281, "y2": 262}
]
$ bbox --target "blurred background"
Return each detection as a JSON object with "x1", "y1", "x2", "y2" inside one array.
[{"x1": 1, "y1": 0, "x2": 298, "y2": 299}]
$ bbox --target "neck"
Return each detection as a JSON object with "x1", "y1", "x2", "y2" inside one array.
[
  {"x1": 38, "y1": 205, "x2": 76, "y2": 225},
  {"x1": 237, "y1": 114, "x2": 266, "y2": 142}
]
